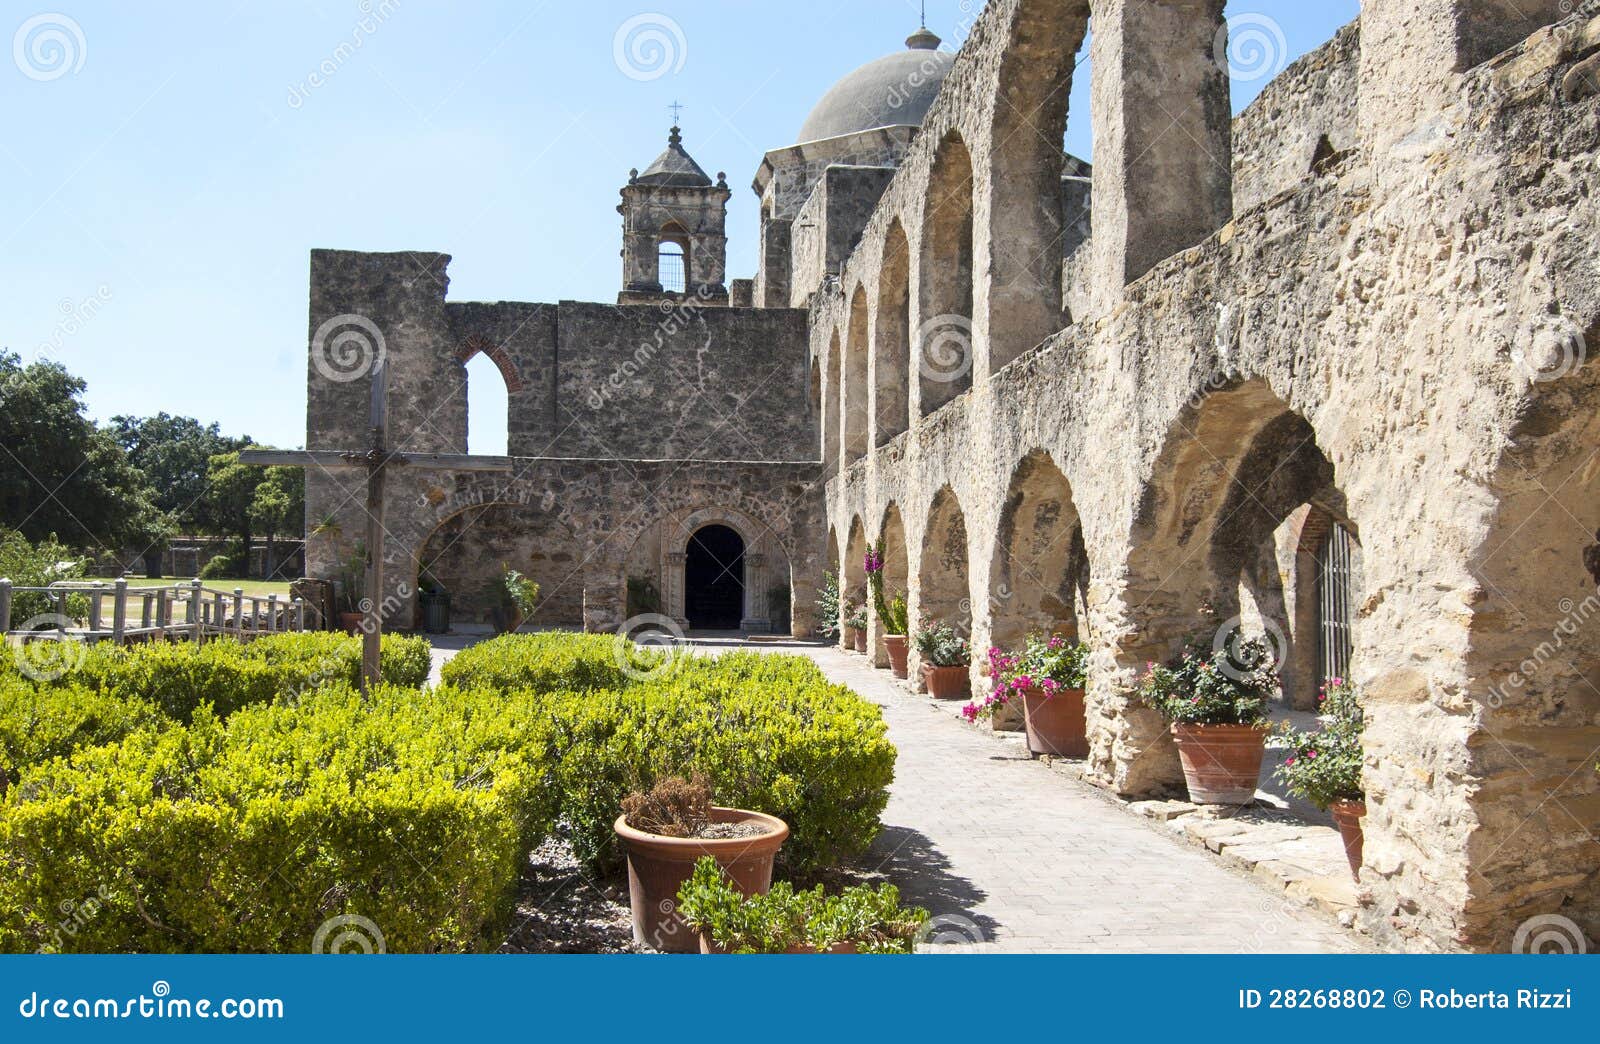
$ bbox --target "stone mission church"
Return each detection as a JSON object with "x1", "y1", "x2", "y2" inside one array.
[
  {"x1": 305, "y1": 24, "x2": 956, "y2": 639},
  {"x1": 305, "y1": 0, "x2": 1600, "y2": 956}
]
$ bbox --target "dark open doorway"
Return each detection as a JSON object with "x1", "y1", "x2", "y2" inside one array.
[{"x1": 685, "y1": 524, "x2": 745, "y2": 630}]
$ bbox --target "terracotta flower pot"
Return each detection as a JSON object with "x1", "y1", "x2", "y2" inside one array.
[
  {"x1": 491, "y1": 606, "x2": 524, "y2": 635},
  {"x1": 851, "y1": 628, "x2": 867, "y2": 653},
  {"x1": 1329, "y1": 799, "x2": 1366, "y2": 881},
  {"x1": 613, "y1": 807, "x2": 789, "y2": 953},
  {"x1": 1171, "y1": 722, "x2": 1269, "y2": 805},
  {"x1": 338, "y1": 611, "x2": 364, "y2": 635},
  {"x1": 1021, "y1": 686, "x2": 1088, "y2": 758},
  {"x1": 922, "y1": 664, "x2": 969, "y2": 700},
  {"x1": 884, "y1": 635, "x2": 909, "y2": 678}
]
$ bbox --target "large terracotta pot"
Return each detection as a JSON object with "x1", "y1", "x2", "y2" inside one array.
[
  {"x1": 1171, "y1": 722, "x2": 1268, "y2": 805},
  {"x1": 337, "y1": 611, "x2": 364, "y2": 636},
  {"x1": 922, "y1": 664, "x2": 969, "y2": 700},
  {"x1": 491, "y1": 606, "x2": 524, "y2": 635},
  {"x1": 614, "y1": 807, "x2": 788, "y2": 953},
  {"x1": 851, "y1": 628, "x2": 867, "y2": 653},
  {"x1": 884, "y1": 635, "x2": 909, "y2": 678},
  {"x1": 1021, "y1": 686, "x2": 1088, "y2": 758},
  {"x1": 1329, "y1": 799, "x2": 1366, "y2": 881}
]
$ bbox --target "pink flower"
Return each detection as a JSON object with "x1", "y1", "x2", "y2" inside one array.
[
  {"x1": 1285, "y1": 757, "x2": 1297, "y2": 767},
  {"x1": 1016, "y1": 675, "x2": 1033, "y2": 689},
  {"x1": 1048, "y1": 636, "x2": 1063, "y2": 650},
  {"x1": 1042, "y1": 678, "x2": 1059, "y2": 692}
]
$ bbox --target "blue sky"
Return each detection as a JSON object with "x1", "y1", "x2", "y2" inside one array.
[{"x1": 3, "y1": 0, "x2": 1359, "y2": 452}]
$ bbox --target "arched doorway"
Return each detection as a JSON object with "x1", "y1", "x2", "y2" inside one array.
[{"x1": 685, "y1": 524, "x2": 745, "y2": 630}]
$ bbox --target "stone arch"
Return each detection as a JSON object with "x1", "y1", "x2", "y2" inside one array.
[
  {"x1": 1281, "y1": 502, "x2": 1365, "y2": 712},
  {"x1": 1451, "y1": 336, "x2": 1600, "y2": 949},
  {"x1": 989, "y1": 449, "x2": 1089, "y2": 654},
  {"x1": 628, "y1": 503, "x2": 794, "y2": 635},
  {"x1": 842, "y1": 515, "x2": 869, "y2": 646},
  {"x1": 873, "y1": 502, "x2": 911, "y2": 664},
  {"x1": 1111, "y1": 378, "x2": 1356, "y2": 794},
  {"x1": 414, "y1": 498, "x2": 584, "y2": 629},
  {"x1": 984, "y1": 0, "x2": 1091, "y2": 371},
  {"x1": 455, "y1": 335, "x2": 527, "y2": 394},
  {"x1": 874, "y1": 221, "x2": 912, "y2": 447},
  {"x1": 824, "y1": 332, "x2": 841, "y2": 471},
  {"x1": 916, "y1": 486, "x2": 973, "y2": 685},
  {"x1": 657, "y1": 221, "x2": 691, "y2": 294},
  {"x1": 918, "y1": 132, "x2": 975, "y2": 417},
  {"x1": 843, "y1": 287, "x2": 870, "y2": 465}
]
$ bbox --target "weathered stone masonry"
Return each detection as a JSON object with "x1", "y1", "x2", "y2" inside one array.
[{"x1": 808, "y1": 0, "x2": 1596, "y2": 953}]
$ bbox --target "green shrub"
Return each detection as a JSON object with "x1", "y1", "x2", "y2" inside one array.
[
  {"x1": 0, "y1": 529, "x2": 86, "y2": 624},
  {"x1": 525, "y1": 652, "x2": 895, "y2": 876},
  {"x1": 20, "y1": 633, "x2": 432, "y2": 721},
  {"x1": 439, "y1": 632, "x2": 648, "y2": 693},
  {"x1": 0, "y1": 683, "x2": 543, "y2": 954},
  {"x1": 197, "y1": 553, "x2": 239, "y2": 581},
  {"x1": 0, "y1": 678, "x2": 162, "y2": 794},
  {"x1": 677, "y1": 856, "x2": 925, "y2": 953}
]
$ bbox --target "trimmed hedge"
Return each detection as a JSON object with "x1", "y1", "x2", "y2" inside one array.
[
  {"x1": 0, "y1": 634, "x2": 896, "y2": 952},
  {"x1": 0, "y1": 678, "x2": 162, "y2": 795},
  {"x1": 0, "y1": 684, "x2": 539, "y2": 954},
  {"x1": 439, "y1": 631, "x2": 646, "y2": 693},
  {"x1": 11, "y1": 633, "x2": 432, "y2": 721},
  {"x1": 523, "y1": 653, "x2": 895, "y2": 877}
]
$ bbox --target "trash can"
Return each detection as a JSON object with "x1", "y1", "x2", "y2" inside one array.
[{"x1": 421, "y1": 589, "x2": 451, "y2": 635}]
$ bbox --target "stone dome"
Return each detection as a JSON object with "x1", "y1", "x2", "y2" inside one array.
[{"x1": 796, "y1": 27, "x2": 953, "y2": 145}]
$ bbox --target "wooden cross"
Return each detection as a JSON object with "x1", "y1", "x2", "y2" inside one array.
[{"x1": 241, "y1": 358, "x2": 512, "y2": 691}]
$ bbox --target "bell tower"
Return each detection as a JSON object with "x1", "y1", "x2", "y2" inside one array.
[{"x1": 618, "y1": 124, "x2": 731, "y2": 306}]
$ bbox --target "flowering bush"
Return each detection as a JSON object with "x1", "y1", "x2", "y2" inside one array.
[
  {"x1": 963, "y1": 634, "x2": 1089, "y2": 723},
  {"x1": 1274, "y1": 678, "x2": 1364, "y2": 809},
  {"x1": 913, "y1": 624, "x2": 969, "y2": 667},
  {"x1": 843, "y1": 601, "x2": 868, "y2": 632},
  {"x1": 816, "y1": 572, "x2": 841, "y2": 639},
  {"x1": 1138, "y1": 640, "x2": 1276, "y2": 726}
]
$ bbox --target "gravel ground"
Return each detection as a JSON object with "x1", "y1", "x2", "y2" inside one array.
[{"x1": 498, "y1": 840, "x2": 636, "y2": 954}]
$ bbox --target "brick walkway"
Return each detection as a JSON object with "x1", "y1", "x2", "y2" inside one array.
[{"x1": 766, "y1": 640, "x2": 1362, "y2": 954}]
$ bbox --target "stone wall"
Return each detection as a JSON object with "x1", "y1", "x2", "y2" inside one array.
[
  {"x1": 805, "y1": 0, "x2": 1598, "y2": 953},
  {"x1": 789, "y1": 165, "x2": 898, "y2": 310}
]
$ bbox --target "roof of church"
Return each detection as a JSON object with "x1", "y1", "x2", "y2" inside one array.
[
  {"x1": 795, "y1": 26, "x2": 954, "y2": 145},
  {"x1": 634, "y1": 126, "x2": 714, "y2": 188}
]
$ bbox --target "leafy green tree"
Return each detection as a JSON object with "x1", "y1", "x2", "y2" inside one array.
[
  {"x1": 0, "y1": 352, "x2": 160, "y2": 550},
  {"x1": 0, "y1": 528, "x2": 85, "y2": 622},
  {"x1": 249, "y1": 464, "x2": 305, "y2": 578},
  {"x1": 109, "y1": 413, "x2": 245, "y2": 526}
]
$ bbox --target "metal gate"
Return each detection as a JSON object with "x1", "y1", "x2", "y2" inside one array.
[{"x1": 1316, "y1": 523, "x2": 1356, "y2": 685}]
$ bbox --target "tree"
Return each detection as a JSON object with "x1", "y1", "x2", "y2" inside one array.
[
  {"x1": 0, "y1": 352, "x2": 161, "y2": 550},
  {"x1": 109, "y1": 413, "x2": 246, "y2": 526},
  {"x1": 193, "y1": 450, "x2": 260, "y2": 574},
  {"x1": 249, "y1": 464, "x2": 305, "y2": 579}
]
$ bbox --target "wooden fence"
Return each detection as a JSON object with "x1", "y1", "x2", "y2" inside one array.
[{"x1": 0, "y1": 579, "x2": 308, "y2": 647}]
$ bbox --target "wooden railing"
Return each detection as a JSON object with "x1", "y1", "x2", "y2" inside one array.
[{"x1": 0, "y1": 578, "x2": 307, "y2": 646}]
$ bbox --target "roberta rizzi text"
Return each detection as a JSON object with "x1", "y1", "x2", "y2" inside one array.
[{"x1": 1240, "y1": 988, "x2": 1573, "y2": 1010}]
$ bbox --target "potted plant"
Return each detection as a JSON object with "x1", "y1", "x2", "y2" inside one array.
[
  {"x1": 915, "y1": 624, "x2": 971, "y2": 699},
  {"x1": 965, "y1": 635, "x2": 1091, "y2": 757},
  {"x1": 844, "y1": 602, "x2": 868, "y2": 652},
  {"x1": 334, "y1": 543, "x2": 366, "y2": 635},
  {"x1": 677, "y1": 857, "x2": 926, "y2": 954},
  {"x1": 1139, "y1": 639, "x2": 1276, "y2": 805},
  {"x1": 612, "y1": 775, "x2": 789, "y2": 953},
  {"x1": 492, "y1": 566, "x2": 539, "y2": 635},
  {"x1": 1275, "y1": 677, "x2": 1366, "y2": 880},
  {"x1": 864, "y1": 542, "x2": 910, "y2": 677}
]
